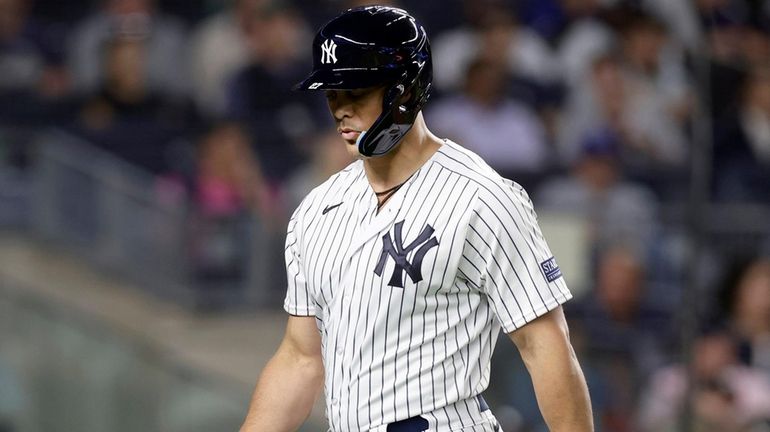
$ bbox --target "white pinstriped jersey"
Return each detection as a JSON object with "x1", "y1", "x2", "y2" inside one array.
[{"x1": 284, "y1": 140, "x2": 572, "y2": 431}]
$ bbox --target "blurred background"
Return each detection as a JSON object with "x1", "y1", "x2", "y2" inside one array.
[{"x1": 0, "y1": 0, "x2": 769, "y2": 431}]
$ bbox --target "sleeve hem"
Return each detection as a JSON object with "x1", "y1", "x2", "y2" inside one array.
[
  {"x1": 283, "y1": 300, "x2": 317, "y2": 317},
  {"x1": 499, "y1": 291, "x2": 573, "y2": 334}
]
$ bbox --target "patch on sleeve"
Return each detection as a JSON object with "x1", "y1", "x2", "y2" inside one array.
[{"x1": 540, "y1": 257, "x2": 562, "y2": 283}]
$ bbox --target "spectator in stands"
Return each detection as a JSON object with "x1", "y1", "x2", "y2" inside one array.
[
  {"x1": 637, "y1": 328, "x2": 770, "y2": 432},
  {"x1": 713, "y1": 66, "x2": 770, "y2": 202},
  {"x1": 188, "y1": 0, "x2": 264, "y2": 117},
  {"x1": 739, "y1": 22, "x2": 770, "y2": 69},
  {"x1": 536, "y1": 128, "x2": 659, "y2": 255},
  {"x1": 518, "y1": 0, "x2": 615, "y2": 88},
  {"x1": 427, "y1": 57, "x2": 550, "y2": 185},
  {"x1": 700, "y1": 1, "x2": 770, "y2": 121},
  {"x1": 719, "y1": 256, "x2": 770, "y2": 371},
  {"x1": 639, "y1": 0, "x2": 701, "y2": 52},
  {"x1": 226, "y1": 1, "x2": 323, "y2": 185},
  {"x1": 569, "y1": 245, "x2": 672, "y2": 431},
  {"x1": 616, "y1": 9, "x2": 692, "y2": 130},
  {"x1": 291, "y1": 0, "x2": 402, "y2": 32},
  {"x1": 66, "y1": 36, "x2": 197, "y2": 174},
  {"x1": 188, "y1": 121, "x2": 274, "y2": 289},
  {"x1": 0, "y1": 0, "x2": 70, "y2": 125},
  {"x1": 67, "y1": 0, "x2": 188, "y2": 97},
  {"x1": 704, "y1": 12, "x2": 747, "y2": 122},
  {"x1": 285, "y1": 129, "x2": 354, "y2": 213},
  {"x1": 194, "y1": 121, "x2": 273, "y2": 220},
  {"x1": 431, "y1": 0, "x2": 558, "y2": 94},
  {"x1": 558, "y1": 53, "x2": 688, "y2": 190}
]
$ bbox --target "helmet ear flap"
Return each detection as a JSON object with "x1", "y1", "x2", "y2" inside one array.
[
  {"x1": 356, "y1": 82, "x2": 413, "y2": 157},
  {"x1": 385, "y1": 82, "x2": 409, "y2": 120},
  {"x1": 389, "y1": 63, "x2": 427, "y2": 120},
  {"x1": 356, "y1": 60, "x2": 431, "y2": 157},
  {"x1": 386, "y1": 82, "x2": 406, "y2": 107},
  {"x1": 399, "y1": 58, "x2": 431, "y2": 114}
]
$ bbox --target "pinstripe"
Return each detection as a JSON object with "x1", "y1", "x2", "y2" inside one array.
[
  {"x1": 282, "y1": 142, "x2": 571, "y2": 431},
  {"x1": 368, "y1": 238, "x2": 388, "y2": 426},
  {"x1": 321, "y1": 200, "x2": 358, "y2": 428},
  {"x1": 400, "y1": 164, "x2": 436, "y2": 414},
  {"x1": 404, "y1": 164, "x2": 449, "y2": 415},
  {"x1": 463, "y1": 230, "x2": 524, "y2": 328},
  {"x1": 338, "y1": 204, "x2": 366, "y2": 432},
  {"x1": 370, "y1": 174, "x2": 418, "y2": 418},
  {"x1": 433, "y1": 162, "x2": 545, "y2": 312},
  {"x1": 376, "y1": 168, "x2": 425, "y2": 419},
  {"x1": 447, "y1": 169, "x2": 569, "y2": 325},
  {"x1": 426, "y1": 175, "x2": 469, "y2": 416},
  {"x1": 350, "y1": 238, "x2": 380, "y2": 430},
  {"x1": 498, "y1": 183, "x2": 565, "y2": 302},
  {"x1": 438, "y1": 179, "x2": 472, "y2": 428},
  {"x1": 469, "y1": 209, "x2": 539, "y2": 318},
  {"x1": 477, "y1": 195, "x2": 547, "y2": 308},
  {"x1": 437, "y1": 147, "x2": 569, "y2": 305},
  {"x1": 314, "y1": 206, "x2": 352, "y2": 416},
  {"x1": 414, "y1": 165, "x2": 456, "y2": 414},
  {"x1": 391, "y1": 162, "x2": 436, "y2": 416}
]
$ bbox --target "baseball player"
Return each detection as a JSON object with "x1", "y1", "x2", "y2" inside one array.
[{"x1": 241, "y1": 6, "x2": 593, "y2": 432}]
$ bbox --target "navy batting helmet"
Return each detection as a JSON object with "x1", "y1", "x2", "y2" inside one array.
[{"x1": 295, "y1": 6, "x2": 433, "y2": 157}]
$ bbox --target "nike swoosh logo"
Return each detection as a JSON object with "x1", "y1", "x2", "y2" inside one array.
[{"x1": 322, "y1": 202, "x2": 343, "y2": 215}]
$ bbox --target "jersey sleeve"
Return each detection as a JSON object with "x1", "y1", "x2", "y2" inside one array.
[
  {"x1": 459, "y1": 181, "x2": 572, "y2": 333},
  {"x1": 283, "y1": 207, "x2": 317, "y2": 316}
]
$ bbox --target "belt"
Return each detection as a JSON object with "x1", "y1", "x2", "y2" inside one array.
[{"x1": 386, "y1": 395, "x2": 490, "y2": 432}]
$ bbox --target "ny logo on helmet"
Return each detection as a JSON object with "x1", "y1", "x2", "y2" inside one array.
[
  {"x1": 375, "y1": 221, "x2": 439, "y2": 288},
  {"x1": 321, "y1": 39, "x2": 338, "y2": 64}
]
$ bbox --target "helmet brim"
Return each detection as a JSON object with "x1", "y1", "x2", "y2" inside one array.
[{"x1": 294, "y1": 68, "x2": 399, "y2": 91}]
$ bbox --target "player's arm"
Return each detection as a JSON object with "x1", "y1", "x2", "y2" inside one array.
[
  {"x1": 240, "y1": 315, "x2": 324, "y2": 432},
  {"x1": 508, "y1": 306, "x2": 593, "y2": 432}
]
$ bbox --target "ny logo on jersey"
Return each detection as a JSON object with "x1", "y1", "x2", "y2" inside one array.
[
  {"x1": 374, "y1": 220, "x2": 439, "y2": 288},
  {"x1": 320, "y1": 39, "x2": 338, "y2": 64}
]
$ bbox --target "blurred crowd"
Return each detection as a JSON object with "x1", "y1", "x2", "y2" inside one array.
[{"x1": 1, "y1": 0, "x2": 770, "y2": 431}]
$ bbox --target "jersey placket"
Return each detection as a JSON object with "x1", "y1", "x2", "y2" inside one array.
[{"x1": 340, "y1": 177, "x2": 414, "y2": 431}]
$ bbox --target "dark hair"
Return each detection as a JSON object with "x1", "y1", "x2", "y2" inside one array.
[{"x1": 716, "y1": 256, "x2": 770, "y2": 319}]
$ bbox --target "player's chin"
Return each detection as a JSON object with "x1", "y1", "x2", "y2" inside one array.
[{"x1": 343, "y1": 141, "x2": 361, "y2": 157}]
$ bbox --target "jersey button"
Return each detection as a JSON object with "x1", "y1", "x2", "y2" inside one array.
[
  {"x1": 331, "y1": 398, "x2": 339, "y2": 405},
  {"x1": 336, "y1": 345, "x2": 344, "y2": 355}
]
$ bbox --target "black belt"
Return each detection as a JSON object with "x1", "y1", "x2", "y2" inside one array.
[{"x1": 386, "y1": 395, "x2": 490, "y2": 432}]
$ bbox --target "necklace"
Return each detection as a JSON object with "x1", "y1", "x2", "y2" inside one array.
[
  {"x1": 374, "y1": 176, "x2": 411, "y2": 209},
  {"x1": 373, "y1": 171, "x2": 416, "y2": 195},
  {"x1": 374, "y1": 181, "x2": 406, "y2": 196}
]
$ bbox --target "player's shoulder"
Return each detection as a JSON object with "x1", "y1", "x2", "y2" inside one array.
[
  {"x1": 291, "y1": 159, "x2": 364, "y2": 223},
  {"x1": 435, "y1": 140, "x2": 529, "y2": 206}
]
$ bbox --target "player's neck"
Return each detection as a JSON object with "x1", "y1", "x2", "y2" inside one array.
[{"x1": 362, "y1": 114, "x2": 442, "y2": 193}]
